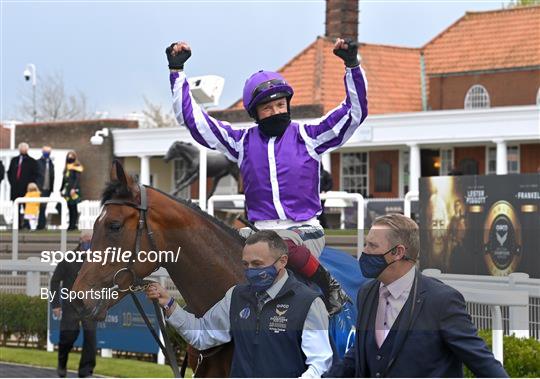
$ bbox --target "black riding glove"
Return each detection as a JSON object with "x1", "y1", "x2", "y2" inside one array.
[
  {"x1": 165, "y1": 43, "x2": 191, "y2": 70},
  {"x1": 333, "y1": 38, "x2": 359, "y2": 68}
]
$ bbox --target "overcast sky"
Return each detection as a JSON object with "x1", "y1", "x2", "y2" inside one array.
[{"x1": 1, "y1": 0, "x2": 510, "y2": 120}]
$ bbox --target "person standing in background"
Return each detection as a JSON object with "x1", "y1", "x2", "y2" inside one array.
[
  {"x1": 7, "y1": 142, "x2": 38, "y2": 229},
  {"x1": 51, "y1": 230, "x2": 96, "y2": 377},
  {"x1": 37, "y1": 146, "x2": 55, "y2": 230},
  {"x1": 23, "y1": 182, "x2": 40, "y2": 230},
  {"x1": 60, "y1": 151, "x2": 83, "y2": 231}
]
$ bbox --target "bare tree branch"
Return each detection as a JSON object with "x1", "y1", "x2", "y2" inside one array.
[
  {"x1": 141, "y1": 96, "x2": 176, "y2": 128},
  {"x1": 17, "y1": 72, "x2": 90, "y2": 122}
]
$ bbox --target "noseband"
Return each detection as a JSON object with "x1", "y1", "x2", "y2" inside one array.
[{"x1": 103, "y1": 184, "x2": 160, "y2": 292}]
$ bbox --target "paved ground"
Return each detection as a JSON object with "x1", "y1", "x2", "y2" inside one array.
[{"x1": 0, "y1": 362, "x2": 80, "y2": 378}]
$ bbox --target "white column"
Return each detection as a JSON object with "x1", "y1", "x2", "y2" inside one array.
[
  {"x1": 322, "y1": 152, "x2": 331, "y2": 173},
  {"x1": 494, "y1": 139, "x2": 507, "y2": 175},
  {"x1": 139, "y1": 155, "x2": 150, "y2": 186},
  {"x1": 408, "y1": 143, "x2": 421, "y2": 193}
]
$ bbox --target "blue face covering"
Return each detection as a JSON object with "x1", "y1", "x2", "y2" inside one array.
[
  {"x1": 80, "y1": 241, "x2": 91, "y2": 251},
  {"x1": 245, "y1": 256, "x2": 282, "y2": 293},
  {"x1": 358, "y1": 246, "x2": 398, "y2": 278},
  {"x1": 42, "y1": 151, "x2": 50, "y2": 158}
]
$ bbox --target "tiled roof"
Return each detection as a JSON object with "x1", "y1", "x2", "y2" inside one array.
[
  {"x1": 228, "y1": 6, "x2": 540, "y2": 115},
  {"x1": 423, "y1": 5, "x2": 540, "y2": 74},
  {"x1": 230, "y1": 37, "x2": 423, "y2": 114}
]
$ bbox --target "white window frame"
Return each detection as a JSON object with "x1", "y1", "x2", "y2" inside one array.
[
  {"x1": 340, "y1": 151, "x2": 369, "y2": 197},
  {"x1": 486, "y1": 145, "x2": 520, "y2": 174},
  {"x1": 439, "y1": 148, "x2": 454, "y2": 176},
  {"x1": 464, "y1": 84, "x2": 491, "y2": 109},
  {"x1": 399, "y1": 149, "x2": 409, "y2": 198},
  {"x1": 536, "y1": 87, "x2": 540, "y2": 106}
]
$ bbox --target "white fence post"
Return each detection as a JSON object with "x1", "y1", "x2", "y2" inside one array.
[
  {"x1": 508, "y1": 272, "x2": 531, "y2": 338},
  {"x1": 26, "y1": 271, "x2": 40, "y2": 296},
  {"x1": 404, "y1": 190, "x2": 419, "y2": 218},
  {"x1": 491, "y1": 305, "x2": 504, "y2": 363}
]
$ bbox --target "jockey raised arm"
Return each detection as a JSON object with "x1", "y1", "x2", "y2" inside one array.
[{"x1": 167, "y1": 38, "x2": 368, "y2": 315}]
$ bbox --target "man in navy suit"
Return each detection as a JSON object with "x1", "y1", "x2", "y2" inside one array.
[{"x1": 324, "y1": 214, "x2": 508, "y2": 378}]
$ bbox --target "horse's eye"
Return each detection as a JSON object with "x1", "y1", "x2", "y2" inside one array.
[{"x1": 108, "y1": 222, "x2": 122, "y2": 232}]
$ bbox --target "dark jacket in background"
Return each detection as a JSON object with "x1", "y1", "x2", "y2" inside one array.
[
  {"x1": 37, "y1": 156, "x2": 55, "y2": 192},
  {"x1": 7, "y1": 154, "x2": 39, "y2": 200},
  {"x1": 50, "y1": 247, "x2": 86, "y2": 309},
  {"x1": 0, "y1": 161, "x2": 5, "y2": 185},
  {"x1": 60, "y1": 163, "x2": 83, "y2": 204},
  {"x1": 324, "y1": 272, "x2": 508, "y2": 378}
]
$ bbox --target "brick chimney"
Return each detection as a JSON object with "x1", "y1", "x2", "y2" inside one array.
[{"x1": 325, "y1": 0, "x2": 359, "y2": 42}]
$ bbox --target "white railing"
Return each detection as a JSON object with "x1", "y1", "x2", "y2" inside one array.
[
  {"x1": 207, "y1": 192, "x2": 365, "y2": 257},
  {"x1": 12, "y1": 197, "x2": 68, "y2": 260},
  {"x1": 78, "y1": 200, "x2": 102, "y2": 230},
  {"x1": 2, "y1": 258, "x2": 539, "y2": 364},
  {"x1": 0, "y1": 258, "x2": 177, "y2": 364},
  {"x1": 404, "y1": 190, "x2": 419, "y2": 218}
]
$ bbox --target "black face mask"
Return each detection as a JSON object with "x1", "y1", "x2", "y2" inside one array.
[
  {"x1": 66, "y1": 157, "x2": 75, "y2": 163},
  {"x1": 257, "y1": 113, "x2": 291, "y2": 138}
]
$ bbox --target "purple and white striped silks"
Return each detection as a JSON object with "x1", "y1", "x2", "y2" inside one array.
[{"x1": 170, "y1": 66, "x2": 368, "y2": 222}]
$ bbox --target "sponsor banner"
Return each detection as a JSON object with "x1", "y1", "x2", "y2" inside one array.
[
  {"x1": 419, "y1": 174, "x2": 540, "y2": 277},
  {"x1": 49, "y1": 292, "x2": 160, "y2": 353}
]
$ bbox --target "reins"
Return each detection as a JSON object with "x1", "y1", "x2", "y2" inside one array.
[{"x1": 103, "y1": 185, "x2": 181, "y2": 377}]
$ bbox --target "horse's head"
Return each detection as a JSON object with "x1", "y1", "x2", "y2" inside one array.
[
  {"x1": 163, "y1": 141, "x2": 198, "y2": 162},
  {"x1": 72, "y1": 161, "x2": 160, "y2": 320}
]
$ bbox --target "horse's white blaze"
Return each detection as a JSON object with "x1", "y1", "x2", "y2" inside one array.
[{"x1": 98, "y1": 208, "x2": 107, "y2": 222}]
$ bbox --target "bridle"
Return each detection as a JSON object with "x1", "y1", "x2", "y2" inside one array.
[
  {"x1": 103, "y1": 184, "x2": 160, "y2": 293},
  {"x1": 102, "y1": 184, "x2": 181, "y2": 377}
]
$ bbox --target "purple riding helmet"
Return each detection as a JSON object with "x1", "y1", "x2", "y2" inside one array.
[{"x1": 242, "y1": 70, "x2": 294, "y2": 118}]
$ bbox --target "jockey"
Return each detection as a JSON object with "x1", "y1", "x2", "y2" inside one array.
[{"x1": 166, "y1": 38, "x2": 368, "y2": 315}]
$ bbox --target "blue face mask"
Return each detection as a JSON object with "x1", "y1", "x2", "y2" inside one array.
[
  {"x1": 358, "y1": 246, "x2": 398, "y2": 278},
  {"x1": 245, "y1": 256, "x2": 282, "y2": 293},
  {"x1": 80, "y1": 241, "x2": 91, "y2": 251},
  {"x1": 42, "y1": 151, "x2": 50, "y2": 158}
]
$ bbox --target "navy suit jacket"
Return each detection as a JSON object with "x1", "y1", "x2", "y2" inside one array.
[{"x1": 325, "y1": 271, "x2": 508, "y2": 378}]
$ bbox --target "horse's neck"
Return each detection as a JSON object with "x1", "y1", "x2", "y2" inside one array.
[{"x1": 156, "y1": 201, "x2": 245, "y2": 317}]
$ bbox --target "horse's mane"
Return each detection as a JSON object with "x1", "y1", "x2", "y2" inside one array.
[{"x1": 101, "y1": 181, "x2": 246, "y2": 245}]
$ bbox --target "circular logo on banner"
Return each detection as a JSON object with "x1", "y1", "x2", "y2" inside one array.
[{"x1": 483, "y1": 201, "x2": 522, "y2": 276}]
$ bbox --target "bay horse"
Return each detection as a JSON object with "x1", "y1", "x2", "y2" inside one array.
[{"x1": 71, "y1": 161, "x2": 246, "y2": 377}]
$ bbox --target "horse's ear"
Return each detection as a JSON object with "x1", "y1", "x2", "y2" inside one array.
[{"x1": 110, "y1": 160, "x2": 132, "y2": 188}]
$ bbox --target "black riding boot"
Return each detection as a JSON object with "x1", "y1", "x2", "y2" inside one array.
[{"x1": 310, "y1": 265, "x2": 351, "y2": 316}]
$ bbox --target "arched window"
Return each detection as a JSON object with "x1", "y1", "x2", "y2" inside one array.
[
  {"x1": 375, "y1": 161, "x2": 392, "y2": 192},
  {"x1": 464, "y1": 85, "x2": 490, "y2": 109}
]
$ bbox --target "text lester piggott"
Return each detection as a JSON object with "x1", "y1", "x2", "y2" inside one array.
[{"x1": 40, "y1": 246, "x2": 182, "y2": 266}]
